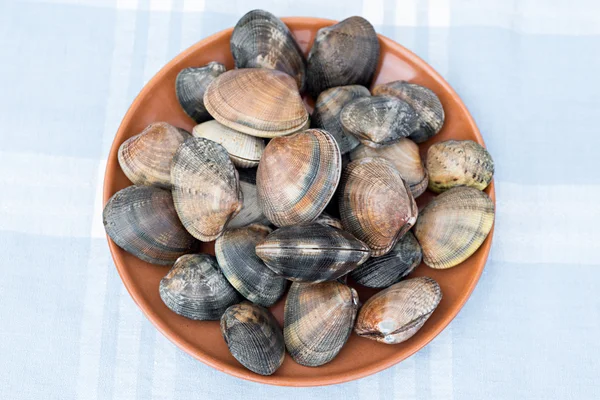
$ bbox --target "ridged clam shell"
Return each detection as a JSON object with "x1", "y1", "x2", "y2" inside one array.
[
  {"x1": 350, "y1": 231, "x2": 422, "y2": 288},
  {"x1": 341, "y1": 96, "x2": 417, "y2": 148},
  {"x1": 118, "y1": 122, "x2": 190, "y2": 189},
  {"x1": 257, "y1": 129, "x2": 341, "y2": 227},
  {"x1": 256, "y1": 222, "x2": 371, "y2": 282},
  {"x1": 221, "y1": 302, "x2": 285, "y2": 376},
  {"x1": 192, "y1": 120, "x2": 265, "y2": 168},
  {"x1": 349, "y1": 139, "x2": 428, "y2": 198},
  {"x1": 306, "y1": 17, "x2": 379, "y2": 98},
  {"x1": 414, "y1": 186, "x2": 494, "y2": 269},
  {"x1": 284, "y1": 281, "x2": 359, "y2": 366},
  {"x1": 103, "y1": 185, "x2": 199, "y2": 265},
  {"x1": 159, "y1": 254, "x2": 241, "y2": 320},
  {"x1": 203, "y1": 68, "x2": 309, "y2": 138},
  {"x1": 227, "y1": 168, "x2": 270, "y2": 229},
  {"x1": 339, "y1": 157, "x2": 418, "y2": 257},
  {"x1": 215, "y1": 224, "x2": 287, "y2": 307},
  {"x1": 427, "y1": 140, "x2": 494, "y2": 193},
  {"x1": 312, "y1": 85, "x2": 371, "y2": 154},
  {"x1": 175, "y1": 62, "x2": 226, "y2": 123},
  {"x1": 171, "y1": 137, "x2": 243, "y2": 241},
  {"x1": 314, "y1": 213, "x2": 343, "y2": 230},
  {"x1": 372, "y1": 81, "x2": 444, "y2": 143},
  {"x1": 355, "y1": 277, "x2": 442, "y2": 344},
  {"x1": 231, "y1": 9, "x2": 306, "y2": 90}
]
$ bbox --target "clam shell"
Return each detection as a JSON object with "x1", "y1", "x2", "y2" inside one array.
[
  {"x1": 427, "y1": 140, "x2": 494, "y2": 193},
  {"x1": 349, "y1": 139, "x2": 428, "y2": 198},
  {"x1": 372, "y1": 81, "x2": 444, "y2": 143},
  {"x1": 312, "y1": 85, "x2": 371, "y2": 154},
  {"x1": 350, "y1": 231, "x2": 422, "y2": 288},
  {"x1": 203, "y1": 68, "x2": 309, "y2": 138},
  {"x1": 231, "y1": 9, "x2": 306, "y2": 90},
  {"x1": 341, "y1": 96, "x2": 417, "y2": 148},
  {"x1": 354, "y1": 277, "x2": 442, "y2": 344},
  {"x1": 175, "y1": 62, "x2": 226, "y2": 123},
  {"x1": 103, "y1": 185, "x2": 199, "y2": 265},
  {"x1": 284, "y1": 281, "x2": 359, "y2": 366},
  {"x1": 339, "y1": 157, "x2": 418, "y2": 257},
  {"x1": 118, "y1": 122, "x2": 190, "y2": 189},
  {"x1": 414, "y1": 186, "x2": 494, "y2": 269},
  {"x1": 256, "y1": 222, "x2": 371, "y2": 282},
  {"x1": 306, "y1": 17, "x2": 379, "y2": 98},
  {"x1": 314, "y1": 212, "x2": 343, "y2": 230},
  {"x1": 215, "y1": 224, "x2": 287, "y2": 307},
  {"x1": 257, "y1": 129, "x2": 341, "y2": 227},
  {"x1": 192, "y1": 120, "x2": 265, "y2": 168},
  {"x1": 171, "y1": 137, "x2": 243, "y2": 242},
  {"x1": 159, "y1": 254, "x2": 242, "y2": 320},
  {"x1": 227, "y1": 168, "x2": 270, "y2": 229},
  {"x1": 221, "y1": 302, "x2": 285, "y2": 376}
]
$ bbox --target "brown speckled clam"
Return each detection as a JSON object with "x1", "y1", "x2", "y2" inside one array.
[
  {"x1": 284, "y1": 281, "x2": 359, "y2": 366},
  {"x1": 118, "y1": 122, "x2": 190, "y2": 189},
  {"x1": 103, "y1": 185, "x2": 199, "y2": 265},
  {"x1": 257, "y1": 129, "x2": 341, "y2": 227},
  {"x1": 354, "y1": 277, "x2": 441, "y2": 344},
  {"x1": 203, "y1": 68, "x2": 309, "y2": 138},
  {"x1": 175, "y1": 62, "x2": 226, "y2": 123},
  {"x1": 171, "y1": 137, "x2": 243, "y2": 242},
  {"x1": 414, "y1": 186, "x2": 494, "y2": 269},
  {"x1": 231, "y1": 9, "x2": 306, "y2": 90},
  {"x1": 339, "y1": 157, "x2": 418, "y2": 257},
  {"x1": 427, "y1": 140, "x2": 494, "y2": 193}
]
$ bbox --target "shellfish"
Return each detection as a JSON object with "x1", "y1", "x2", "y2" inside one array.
[
  {"x1": 227, "y1": 168, "x2": 270, "y2": 229},
  {"x1": 175, "y1": 62, "x2": 226, "y2": 123}
]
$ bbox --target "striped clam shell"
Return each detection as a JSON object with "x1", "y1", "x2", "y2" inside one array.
[
  {"x1": 257, "y1": 129, "x2": 341, "y2": 227},
  {"x1": 227, "y1": 168, "x2": 270, "y2": 229},
  {"x1": 414, "y1": 186, "x2": 494, "y2": 269},
  {"x1": 175, "y1": 62, "x2": 226, "y2": 123}
]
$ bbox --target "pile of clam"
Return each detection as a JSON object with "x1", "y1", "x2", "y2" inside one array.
[{"x1": 104, "y1": 10, "x2": 495, "y2": 376}]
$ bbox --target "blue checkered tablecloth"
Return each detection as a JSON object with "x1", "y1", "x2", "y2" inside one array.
[{"x1": 1, "y1": 0, "x2": 599, "y2": 398}]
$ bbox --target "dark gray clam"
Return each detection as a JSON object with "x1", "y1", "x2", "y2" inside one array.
[
  {"x1": 103, "y1": 185, "x2": 199, "y2": 265},
  {"x1": 159, "y1": 254, "x2": 242, "y2": 320},
  {"x1": 350, "y1": 231, "x2": 422, "y2": 288},
  {"x1": 312, "y1": 85, "x2": 371, "y2": 154},
  {"x1": 372, "y1": 81, "x2": 444, "y2": 143},
  {"x1": 221, "y1": 302, "x2": 285, "y2": 376},
  {"x1": 314, "y1": 212, "x2": 343, "y2": 230},
  {"x1": 227, "y1": 168, "x2": 270, "y2": 229},
  {"x1": 284, "y1": 281, "x2": 358, "y2": 367},
  {"x1": 175, "y1": 62, "x2": 226, "y2": 123},
  {"x1": 340, "y1": 96, "x2": 417, "y2": 148},
  {"x1": 215, "y1": 224, "x2": 287, "y2": 307},
  {"x1": 231, "y1": 9, "x2": 306, "y2": 90},
  {"x1": 255, "y1": 222, "x2": 371, "y2": 282},
  {"x1": 306, "y1": 16, "x2": 379, "y2": 98}
]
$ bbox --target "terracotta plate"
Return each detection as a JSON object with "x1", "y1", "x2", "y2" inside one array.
[{"x1": 103, "y1": 17, "x2": 495, "y2": 387}]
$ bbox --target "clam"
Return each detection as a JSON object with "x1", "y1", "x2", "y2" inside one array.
[
  {"x1": 175, "y1": 62, "x2": 226, "y2": 123},
  {"x1": 118, "y1": 122, "x2": 190, "y2": 189},
  {"x1": 350, "y1": 231, "x2": 422, "y2": 288},
  {"x1": 427, "y1": 140, "x2": 494, "y2": 193},
  {"x1": 312, "y1": 85, "x2": 371, "y2": 154},
  {"x1": 257, "y1": 129, "x2": 341, "y2": 226},
  {"x1": 372, "y1": 81, "x2": 444, "y2": 143},
  {"x1": 314, "y1": 213, "x2": 343, "y2": 230},
  {"x1": 221, "y1": 302, "x2": 285, "y2": 376},
  {"x1": 192, "y1": 120, "x2": 265, "y2": 168},
  {"x1": 231, "y1": 9, "x2": 306, "y2": 90},
  {"x1": 103, "y1": 185, "x2": 199, "y2": 265},
  {"x1": 256, "y1": 222, "x2": 370, "y2": 282},
  {"x1": 159, "y1": 254, "x2": 241, "y2": 320},
  {"x1": 215, "y1": 224, "x2": 287, "y2": 307},
  {"x1": 227, "y1": 168, "x2": 270, "y2": 229},
  {"x1": 171, "y1": 137, "x2": 243, "y2": 242},
  {"x1": 203, "y1": 68, "x2": 309, "y2": 138},
  {"x1": 306, "y1": 16, "x2": 379, "y2": 98},
  {"x1": 414, "y1": 186, "x2": 494, "y2": 269},
  {"x1": 339, "y1": 157, "x2": 418, "y2": 257},
  {"x1": 340, "y1": 96, "x2": 417, "y2": 148},
  {"x1": 284, "y1": 281, "x2": 359, "y2": 366},
  {"x1": 349, "y1": 139, "x2": 428, "y2": 198},
  {"x1": 355, "y1": 277, "x2": 442, "y2": 344}
]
